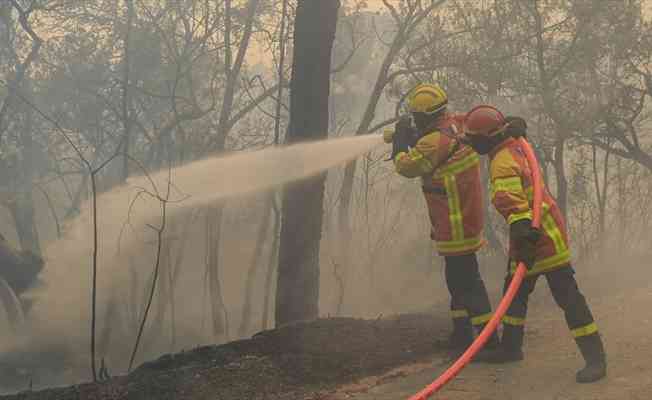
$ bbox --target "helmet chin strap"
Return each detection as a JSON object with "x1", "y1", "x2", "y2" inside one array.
[
  {"x1": 466, "y1": 131, "x2": 507, "y2": 155},
  {"x1": 412, "y1": 110, "x2": 447, "y2": 134}
]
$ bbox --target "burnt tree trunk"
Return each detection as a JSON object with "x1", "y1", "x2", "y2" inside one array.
[{"x1": 275, "y1": 0, "x2": 340, "y2": 327}]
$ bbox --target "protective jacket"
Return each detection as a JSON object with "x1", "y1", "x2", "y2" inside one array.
[
  {"x1": 394, "y1": 113, "x2": 485, "y2": 256},
  {"x1": 489, "y1": 137, "x2": 571, "y2": 276}
]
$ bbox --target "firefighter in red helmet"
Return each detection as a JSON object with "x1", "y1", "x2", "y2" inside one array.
[{"x1": 462, "y1": 105, "x2": 607, "y2": 383}]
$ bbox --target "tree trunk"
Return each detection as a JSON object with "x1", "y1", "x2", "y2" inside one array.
[
  {"x1": 275, "y1": 0, "x2": 340, "y2": 327},
  {"x1": 200, "y1": 0, "x2": 261, "y2": 338},
  {"x1": 10, "y1": 81, "x2": 41, "y2": 255},
  {"x1": 140, "y1": 234, "x2": 172, "y2": 357},
  {"x1": 261, "y1": 194, "x2": 281, "y2": 330},
  {"x1": 238, "y1": 194, "x2": 273, "y2": 337},
  {"x1": 120, "y1": 0, "x2": 134, "y2": 183},
  {"x1": 0, "y1": 3, "x2": 42, "y2": 141},
  {"x1": 553, "y1": 137, "x2": 568, "y2": 217},
  {"x1": 7, "y1": 197, "x2": 40, "y2": 255},
  {"x1": 206, "y1": 205, "x2": 229, "y2": 340},
  {"x1": 214, "y1": 0, "x2": 262, "y2": 151},
  {"x1": 616, "y1": 157, "x2": 625, "y2": 254}
]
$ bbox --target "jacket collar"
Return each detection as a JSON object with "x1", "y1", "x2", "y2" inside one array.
[{"x1": 489, "y1": 137, "x2": 517, "y2": 160}]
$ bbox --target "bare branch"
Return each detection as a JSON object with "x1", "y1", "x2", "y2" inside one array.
[
  {"x1": 382, "y1": 0, "x2": 401, "y2": 24},
  {"x1": 0, "y1": 1, "x2": 43, "y2": 140}
]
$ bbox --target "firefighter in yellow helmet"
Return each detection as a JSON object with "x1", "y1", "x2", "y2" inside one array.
[
  {"x1": 462, "y1": 105, "x2": 607, "y2": 383},
  {"x1": 384, "y1": 83, "x2": 499, "y2": 356}
]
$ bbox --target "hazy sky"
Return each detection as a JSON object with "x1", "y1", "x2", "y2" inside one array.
[
  {"x1": 365, "y1": 0, "x2": 652, "y2": 15},
  {"x1": 366, "y1": 0, "x2": 386, "y2": 11},
  {"x1": 351, "y1": 0, "x2": 384, "y2": 12}
]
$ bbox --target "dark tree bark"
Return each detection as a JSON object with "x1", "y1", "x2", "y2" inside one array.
[
  {"x1": 120, "y1": 0, "x2": 134, "y2": 183},
  {"x1": 275, "y1": 0, "x2": 340, "y2": 327},
  {"x1": 7, "y1": 81, "x2": 42, "y2": 256},
  {"x1": 0, "y1": 233, "x2": 43, "y2": 297}
]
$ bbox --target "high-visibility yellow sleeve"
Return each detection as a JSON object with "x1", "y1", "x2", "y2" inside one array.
[
  {"x1": 490, "y1": 149, "x2": 531, "y2": 224},
  {"x1": 393, "y1": 132, "x2": 442, "y2": 178},
  {"x1": 394, "y1": 149, "x2": 433, "y2": 178}
]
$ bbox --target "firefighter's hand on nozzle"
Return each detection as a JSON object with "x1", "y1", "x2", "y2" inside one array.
[{"x1": 389, "y1": 116, "x2": 416, "y2": 161}]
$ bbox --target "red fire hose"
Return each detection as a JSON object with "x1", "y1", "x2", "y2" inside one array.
[{"x1": 408, "y1": 138, "x2": 543, "y2": 400}]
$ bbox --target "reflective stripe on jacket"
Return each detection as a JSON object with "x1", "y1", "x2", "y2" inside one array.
[
  {"x1": 489, "y1": 138, "x2": 571, "y2": 275},
  {"x1": 394, "y1": 113, "x2": 485, "y2": 256}
]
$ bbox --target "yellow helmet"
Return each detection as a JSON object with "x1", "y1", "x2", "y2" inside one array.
[{"x1": 407, "y1": 83, "x2": 448, "y2": 115}]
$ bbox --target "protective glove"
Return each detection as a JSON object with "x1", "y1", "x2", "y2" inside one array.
[
  {"x1": 390, "y1": 116, "x2": 419, "y2": 161},
  {"x1": 504, "y1": 116, "x2": 527, "y2": 138},
  {"x1": 510, "y1": 219, "x2": 541, "y2": 270}
]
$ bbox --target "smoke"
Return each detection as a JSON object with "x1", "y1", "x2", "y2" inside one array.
[{"x1": 0, "y1": 134, "x2": 383, "y2": 387}]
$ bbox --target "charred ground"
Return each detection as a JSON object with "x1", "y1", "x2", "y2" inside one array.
[{"x1": 2, "y1": 313, "x2": 451, "y2": 400}]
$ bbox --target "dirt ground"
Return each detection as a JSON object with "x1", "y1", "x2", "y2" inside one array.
[
  {"x1": 332, "y1": 260, "x2": 652, "y2": 400},
  {"x1": 3, "y1": 255, "x2": 652, "y2": 400}
]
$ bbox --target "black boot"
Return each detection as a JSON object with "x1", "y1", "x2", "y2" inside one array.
[
  {"x1": 575, "y1": 333, "x2": 607, "y2": 383},
  {"x1": 450, "y1": 316, "x2": 473, "y2": 348},
  {"x1": 448, "y1": 317, "x2": 474, "y2": 356},
  {"x1": 479, "y1": 324, "x2": 524, "y2": 363},
  {"x1": 468, "y1": 324, "x2": 500, "y2": 362},
  {"x1": 475, "y1": 323, "x2": 500, "y2": 350}
]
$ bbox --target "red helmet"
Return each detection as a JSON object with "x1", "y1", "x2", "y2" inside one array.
[{"x1": 464, "y1": 105, "x2": 507, "y2": 137}]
